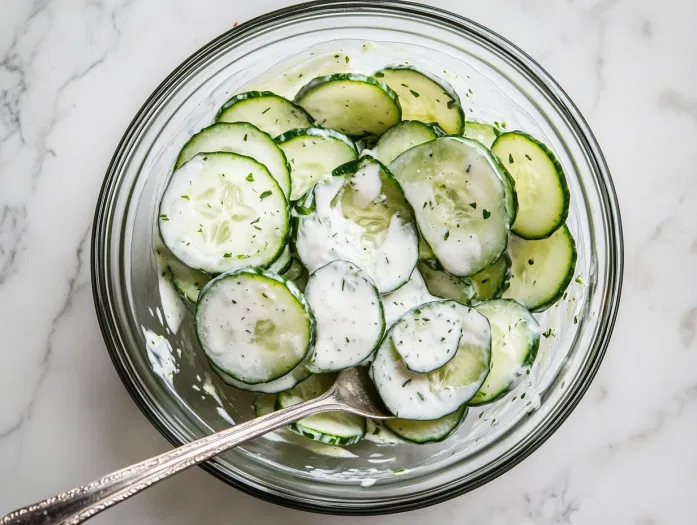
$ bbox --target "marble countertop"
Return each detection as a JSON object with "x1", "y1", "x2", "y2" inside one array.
[{"x1": 1, "y1": 0, "x2": 695, "y2": 523}]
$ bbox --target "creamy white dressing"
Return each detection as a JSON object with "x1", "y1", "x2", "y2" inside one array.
[
  {"x1": 304, "y1": 261, "x2": 384, "y2": 372},
  {"x1": 382, "y1": 269, "x2": 438, "y2": 326},
  {"x1": 391, "y1": 300, "x2": 463, "y2": 373},
  {"x1": 296, "y1": 165, "x2": 418, "y2": 293},
  {"x1": 142, "y1": 328, "x2": 179, "y2": 386},
  {"x1": 154, "y1": 242, "x2": 186, "y2": 334}
]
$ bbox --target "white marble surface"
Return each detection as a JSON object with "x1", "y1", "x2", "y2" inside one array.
[{"x1": 0, "y1": 0, "x2": 695, "y2": 523}]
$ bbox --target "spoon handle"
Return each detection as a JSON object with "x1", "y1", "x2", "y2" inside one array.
[{"x1": 1, "y1": 392, "x2": 340, "y2": 525}]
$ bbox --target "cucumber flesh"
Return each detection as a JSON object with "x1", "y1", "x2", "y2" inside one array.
[
  {"x1": 470, "y1": 251, "x2": 511, "y2": 303},
  {"x1": 469, "y1": 299, "x2": 540, "y2": 405},
  {"x1": 276, "y1": 127, "x2": 357, "y2": 200},
  {"x1": 463, "y1": 120, "x2": 498, "y2": 148},
  {"x1": 295, "y1": 73, "x2": 401, "y2": 136},
  {"x1": 390, "y1": 137, "x2": 510, "y2": 277},
  {"x1": 391, "y1": 300, "x2": 462, "y2": 374},
  {"x1": 195, "y1": 268, "x2": 314, "y2": 384},
  {"x1": 372, "y1": 120, "x2": 438, "y2": 165},
  {"x1": 371, "y1": 302, "x2": 491, "y2": 420},
  {"x1": 214, "y1": 357, "x2": 311, "y2": 393},
  {"x1": 492, "y1": 131, "x2": 569, "y2": 239},
  {"x1": 305, "y1": 261, "x2": 385, "y2": 373},
  {"x1": 159, "y1": 152, "x2": 289, "y2": 274},
  {"x1": 382, "y1": 269, "x2": 438, "y2": 327},
  {"x1": 376, "y1": 67, "x2": 464, "y2": 134},
  {"x1": 167, "y1": 255, "x2": 211, "y2": 305},
  {"x1": 277, "y1": 374, "x2": 366, "y2": 445},
  {"x1": 384, "y1": 405, "x2": 467, "y2": 444},
  {"x1": 175, "y1": 122, "x2": 291, "y2": 198},
  {"x1": 268, "y1": 245, "x2": 292, "y2": 275},
  {"x1": 418, "y1": 261, "x2": 475, "y2": 305},
  {"x1": 253, "y1": 393, "x2": 277, "y2": 417},
  {"x1": 502, "y1": 226, "x2": 576, "y2": 311},
  {"x1": 295, "y1": 157, "x2": 419, "y2": 294},
  {"x1": 216, "y1": 91, "x2": 314, "y2": 137}
]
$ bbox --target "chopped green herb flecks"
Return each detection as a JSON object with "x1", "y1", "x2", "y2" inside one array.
[
  {"x1": 483, "y1": 209, "x2": 491, "y2": 220},
  {"x1": 469, "y1": 202, "x2": 477, "y2": 209},
  {"x1": 160, "y1": 214, "x2": 169, "y2": 221},
  {"x1": 542, "y1": 328, "x2": 556, "y2": 338},
  {"x1": 245, "y1": 174, "x2": 254, "y2": 182},
  {"x1": 402, "y1": 379, "x2": 412, "y2": 387},
  {"x1": 180, "y1": 195, "x2": 190, "y2": 200},
  {"x1": 444, "y1": 230, "x2": 450, "y2": 240},
  {"x1": 575, "y1": 276, "x2": 584, "y2": 285},
  {"x1": 410, "y1": 89, "x2": 420, "y2": 98},
  {"x1": 259, "y1": 191, "x2": 272, "y2": 200},
  {"x1": 525, "y1": 153, "x2": 532, "y2": 161},
  {"x1": 508, "y1": 153, "x2": 514, "y2": 164},
  {"x1": 223, "y1": 253, "x2": 232, "y2": 258}
]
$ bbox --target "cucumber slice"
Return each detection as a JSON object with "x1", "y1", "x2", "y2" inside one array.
[
  {"x1": 382, "y1": 269, "x2": 438, "y2": 327},
  {"x1": 195, "y1": 268, "x2": 314, "y2": 384},
  {"x1": 175, "y1": 122, "x2": 291, "y2": 198},
  {"x1": 470, "y1": 251, "x2": 511, "y2": 303},
  {"x1": 281, "y1": 258, "x2": 305, "y2": 281},
  {"x1": 492, "y1": 131, "x2": 569, "y2": 239},
  {"x1": 469, "y1": 299, "x2": 540, "y2": 405},
  {"x1": 372, "y1": 120, "x2": 439, "y2": 165},
  {"x1": 389, "y1": 137, "x2": 510, "y2": 277},
  {"x1": 376, "y1": 66, "x2": 464, "y2": 135},
  {"x1": 463, "y1": 120, "x2": 498, "y2": 148},
  {"x1": 294, "y1": 157, "x2": 419, "y2": 294},
  {"x1": 268, "y1": 245, "x2": 292, "y2": 274},
  {"x1": 418, "y1": 234, "x2": 437, "y2": 261},
  {"x1": 214, "y1": 357, "x2": 312, "y2": 393},
  {"x1": 216, "y1": 91, "x2": 314, "y2": 137},
  {"x1": 276, "y1": 127, "x2": 358, "y2": 200},
  {"x1": 502, "y1": 226, "x2": 577, "y2": 311},
  {"x1": 253, "y1": 393, "x2": 277, "y2": 417},
  {"x1": 417, "y1": 261, "x2": 475, "y2": 305},
  {"x1": 277, "y1": 374, "x2": 366, "y2": 445},
  {"x1": 167, "y1": 255, "x2": 211, "y2": 304},
  {"x1": 305, "y1": 261, "x2": 385, "y2": 373},
  {"x1": 384, "y1": 405, "x2": 467, "y2": 444},
  {"x1": 159, "y1": 152, "x2": 289, "y2": 274},
  {"x1": 391, "y1": 300, "x2": 463, "y2": 373},
  {"x1": 371, "y1": 302, "x2": 491, "y2": 420},
  {"x1": 294, "y1": 73, "x2": 401, "y2": 136}
]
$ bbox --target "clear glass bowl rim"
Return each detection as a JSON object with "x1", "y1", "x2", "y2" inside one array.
[{"x1": 91, "y1": 0, "x2": 624, "y2": 515}]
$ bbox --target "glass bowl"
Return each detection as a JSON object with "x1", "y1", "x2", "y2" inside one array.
[{"x1": 91, "y1": 0, "x2": 623, "y2": 515}]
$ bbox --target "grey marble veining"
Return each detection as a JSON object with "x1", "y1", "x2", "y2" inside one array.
[{"x1": 0, "y1": 0, "x2": 695, "y2": 523}]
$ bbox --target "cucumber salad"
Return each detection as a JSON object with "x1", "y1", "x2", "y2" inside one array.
[{"x1": 157, "y1": 59, "x2": 576, "y2": 447}]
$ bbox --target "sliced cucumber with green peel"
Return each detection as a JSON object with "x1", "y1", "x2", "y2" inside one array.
[
  {"x1": 196, "y1": 268, "x2": 314, "y2": 384},
  {"x1": 167, "y1": 255, "x2": 211, "y2": 304},
  {"x1": 492, "y1": 131, "x2": 569, "y2": 239},
  {"x1": 463, "y1": 120, "x2": 498, "y2": 148},
  {"x1": 503, "y1": 225, "x2": 577, "y2": 311},
  {"x1": 469, "y1": 299, "x2": 540, "y2": 405},
  {"x1": 376, "y1": 66, "x2": 464, "y2": 135},
  {"x1": 277, "y1": 374, "x2": 366, "y2": 445},
  {"x1": 276, "y1": 127, "x2": 358, "y2": 200},
  {"x1": 371, "y1": 302, "x2": 491, "y2": 420},
  {"x1": 391, "y1": 300, "x2": 462, "y2": 373},
  {"x1": 159, "y1": 152, "x2": 289, "y2": 274},
  {"x1": 418, "y1": 261, "x2": 475, "y2": 305},
  {"x1": 281, "y1": 258, "x2": 305, "y2": 281},
  {"x1": 294, "y1": 73, "x2": 401, "y2": 136},
  {"x1": 214, "y1": 357, "x2": 312, "y2": 393},
  {"x1": 390, "y1": 137, "x2": 510, "y2": 277},
  {"x1": 384, "y1": 405, "x2": 467, "y2": 444},
  {"x1": 294, "y1": 156, "x2": 419, "y2": 293},
  {"x1": 268, "y1": 245, "x2": 292, "y2": 274},
  {"x1": 305, "y1": 261, "x2": 385, "y2": 373},
  {"x1": 470, "y1": 251, "x2": 511, "y2": 303},
  {"x1": 372, "y1": 120, "x2": 439, "y2": 165},
  {"x1": 174, "y1": 122, "x2": 291, "y2": 198},
  {"x1": 216, "y1": 91, "x2": 314, "y2": 137}
]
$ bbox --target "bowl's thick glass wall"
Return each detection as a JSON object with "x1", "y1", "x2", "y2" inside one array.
[{"x1": 92, "y1": 1, "x2": 622, "y2": 514}]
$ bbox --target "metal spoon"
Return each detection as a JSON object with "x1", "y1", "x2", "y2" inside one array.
[{"x1": 1, "y1": 367, "x2": 390, "y2": 525}]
